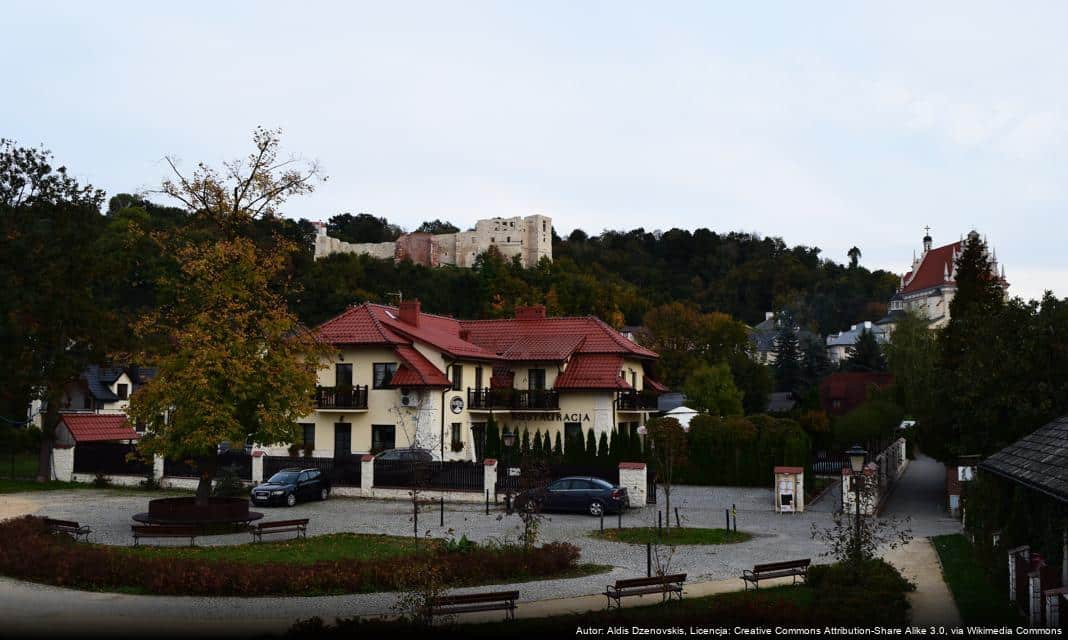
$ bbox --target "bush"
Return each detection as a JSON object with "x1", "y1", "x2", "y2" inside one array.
[
  {"x1": 808, "y1": 559, "x2": 914, "y2": 626},
  {"x1": 0, "y1": 517, "x2": 581, "y2": 596},
  {"x1": 679, "y1": 414, "x2": 810, "y2": 486}
]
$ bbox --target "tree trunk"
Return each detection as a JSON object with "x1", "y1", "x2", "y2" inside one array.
[
  {"x1": 196, "y1": 454, "x2": 217, "y2": 505},
  {"x1": 35, "y1": 391, "x2": 61, "y2": 483}
]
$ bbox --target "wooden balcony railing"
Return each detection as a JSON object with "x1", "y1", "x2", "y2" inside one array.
[{"x1": 316, "y1": 385, "x2": 369, "y2": 410}]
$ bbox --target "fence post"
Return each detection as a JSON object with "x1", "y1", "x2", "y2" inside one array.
[
  {"x1": 249, "y1": 453, "x2": 262, "y2": 484},
  {"x1": 483, "y1": 458, "x2": 498, "y2": 508},
  {"x1": 360, "y1": 454, "x2": 375, "y2": 497},
  {"x1": 52, "y1": 445, "x2": 74, "y2": 483},
  {"x1": 658, "y1": 510, "x2": 662, "y2": 536}
]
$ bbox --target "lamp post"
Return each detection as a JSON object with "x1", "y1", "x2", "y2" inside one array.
[
  {"x1": 502, "y1": 429, "x2": 516, "y2": 512},
  {"x1": 846, "y1": 444, "x2": 867, "y2": 567}
]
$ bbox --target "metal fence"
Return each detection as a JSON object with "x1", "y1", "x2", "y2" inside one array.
[
  {"x1": 496, "y1": 462, "x2": 621, "y2": 493},
  {"x1": 373, "y1": 460, "x2": 483, "y2": 491},
  {"x1": 73, "y1": 443, "x2": 152, "y2": 476},
  {"x1": 262, "y1": 455, "x2": 361, "y2": 487},
  {"x1": 163, "y1": 450, "x2": 252, "y2": 480}
]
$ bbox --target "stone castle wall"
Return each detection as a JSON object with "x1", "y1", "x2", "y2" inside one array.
[{"x1": 314, "y1": 215, "x2": 552, "y2": 268}]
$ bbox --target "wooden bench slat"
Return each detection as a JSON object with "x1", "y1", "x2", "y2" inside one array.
[
  {"x1": 430, "y1": 591, "x2": 519, "y2": 606},
  {"x1": 254, "y1": 519, "x2": 309, "y2": 529},
  {"x1": 741, "y1": 559, "x2": 809, "y2": 590},
  {"x1": 613, "y1": 574, "x2": 686, "y2": 589}
]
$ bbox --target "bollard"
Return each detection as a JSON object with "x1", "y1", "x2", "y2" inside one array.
[
  {"x1": 732, "y1": 504, "x2": 737, "y2": 532},
  {"x1": 674, "y1": 507, "x2": 681, "y2": 529},
  {"x1": 618, "y1": 509, "x2": 622, "y2": 530},
  {"x1": 440, "y1": 496, "x2": 444, "y2": 527},
  {"x1": 485, "y1": 489, "x2": 490, "y2": 515},
  {"x1": 646, "y1": 542, "x2": 652, "y2": 577},
  {"x1": 600, "y1": 509, "x2": 604, "y2": 532},
  {"x1": 725, "y1": 508, "x2": 730, "y2": 531}
]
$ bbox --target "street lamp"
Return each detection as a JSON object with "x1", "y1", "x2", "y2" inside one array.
[
  {"x1": 846, "y1": 444, "x2": 867, "y2": 566},
  {"x1": 502, "y1": 429, "x2": 516, "y2": 512}
]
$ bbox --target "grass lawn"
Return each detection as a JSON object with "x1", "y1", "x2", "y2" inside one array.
[
  {"x1": 112, "y1": 532, "x2": 433, "y2": 564},
  {"x1": 589, "y1": 526, "x2": 752, "y2": 545},
  {"x1": 932, "y1": 534, "x2": 1023, "y2": 625}
]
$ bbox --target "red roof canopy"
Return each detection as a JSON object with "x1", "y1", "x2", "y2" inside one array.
[
  {"x1": 554, "y1": 354, "x2": 632, "y2": 390},
  {"x1": 900, "y1": 241, "x2": 961, "y2": 294},
  {"x1": 389, "y1": 345, "x2": 452, "y2": 388},
  {"x1": 59, "y1": 414, "x2": 139, "y2": 442}
]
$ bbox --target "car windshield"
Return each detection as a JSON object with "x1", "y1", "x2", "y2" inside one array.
[{"x1": 268, "y1": 472, "x2": 299, "y2": 484}]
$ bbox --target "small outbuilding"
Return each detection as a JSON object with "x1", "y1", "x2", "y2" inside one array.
[
  {"x1": 774, "y1": 465, "x2": 805, "y2": 513},
  {"x1": 55, "y1": 413, "x2": 140, "y2": 447},
  {"x1": 663, "y1": 406, "x2": 699, "y2": 431}
]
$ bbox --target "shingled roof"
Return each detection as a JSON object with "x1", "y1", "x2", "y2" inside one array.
[
  {"x1": 58, "y1": 414, "x2": 139, "y2": 443},
  {"x1": 980, "y1": 415, "x2": 1068, "y2": 504}
]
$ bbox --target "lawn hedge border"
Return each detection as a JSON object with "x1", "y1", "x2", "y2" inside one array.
[{"x1": 0, "y1": 516, "x2": 580, "y2": 596}]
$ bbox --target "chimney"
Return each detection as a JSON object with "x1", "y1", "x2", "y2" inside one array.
[
  {"x1": 399, "y1": 299, "x2": 421, "y2": 327},
  {"x1": 515, "y1": 305, "x2": 547, "y2": 321}
]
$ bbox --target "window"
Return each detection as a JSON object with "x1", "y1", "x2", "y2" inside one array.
[
  {"x1": 335, "y1": 363, "x2": 353, "y2": 387},
  {"x1": 373, "y1": 363, "x2": 397, "y2": 389},
  {"x1": 451, "y1": 364, "x2": 463, "y2": 391},
  {"x1": 300, "y1": 423, "x2": 315, "y2": 448},
  {"x1": 372, "y1": 425, "x2": 396, "y2": 451},
  {"x1": 630, "y1": 370, "x2": 637, "y2": 389},
  {"x1": 298, "y1": 471, "x2": 310, "y2": 483},
  {"x1": 474, "y1": 366, "x2": 483, "y2": 391},
  {"x1": 116, "y1": 383, "x2": 129, "y2": 400},
  {"x1": 506, "y1": 236, "x2": 511, "y2": 243},
  {"x1": 451, "y1": 423, "x2": 462, "y2": 449},
  {"x1": 528, "y1": 368, "x2": 546, "y2": 391}
]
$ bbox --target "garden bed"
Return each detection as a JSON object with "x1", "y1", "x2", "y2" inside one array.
[
  {"x1": 589, "y1": 526, "x2": 752, "y2": 545},
  {"x1": 0, "y1": 516, "x2": 587, "y2": 596}
]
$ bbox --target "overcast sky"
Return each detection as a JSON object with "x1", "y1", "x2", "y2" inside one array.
[{"x1": 5, "y1": 1, "x2": 1066, "y2": 302}]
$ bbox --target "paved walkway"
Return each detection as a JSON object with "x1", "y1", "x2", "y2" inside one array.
[{"x1": 881, "y1": 453, "x2": 963, "y2": 626}]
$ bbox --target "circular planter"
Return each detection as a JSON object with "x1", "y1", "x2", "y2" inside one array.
[{"x1": 133, "y1": 497, "x2": 262, "y2": 525}]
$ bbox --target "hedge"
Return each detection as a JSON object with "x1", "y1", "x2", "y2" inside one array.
[
  {"x1": 678, "y1": 414, "x2": 810, "y2": 486},
  {"x1": 0, "y1": 516, "x2": 581, "y2": 596}
]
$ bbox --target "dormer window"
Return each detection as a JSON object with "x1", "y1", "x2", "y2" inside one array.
[{"x1": 117, "y1": 383, "x2": 129, "y2": 400}]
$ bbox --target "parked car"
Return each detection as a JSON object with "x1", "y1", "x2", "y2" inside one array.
[
  {"x1": 513, "y1": 476, "x2": 629, "y2": 516},
  {"x1": 373, "y1": 447, "x2": 434, "y2": 487},
  {"x1": 251, "y1": 468, "x2": 330, "y2": 507}
]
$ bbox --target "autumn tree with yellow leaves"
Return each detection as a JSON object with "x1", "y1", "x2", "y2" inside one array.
[{"x1": 127, "y1": 128, "x2": 330, "y2": 504}]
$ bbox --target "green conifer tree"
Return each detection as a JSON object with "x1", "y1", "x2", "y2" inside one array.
[
  {"x1": 553, "y1": 431, "x2": 563, "y2": 458},
  {"x1": 585, "y1": 428, "x2": 597, "y2": 461},
  {"x1": 597, "y1": 432, "x2": 609, "y2": 459}
]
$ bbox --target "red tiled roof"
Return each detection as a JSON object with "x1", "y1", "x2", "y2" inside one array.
[
  {"x1": 368, "y1": 304, "x2": 497, "y2": 361},
  {"x1": 460, "y1": 316, "x2": 658, "y2": 359},
  {"x1": 554, "y1": 354, "x2": 632, "y2": 390},
  {"x1": 774, "y1": 466, "x2": 804, "y2": 474},
  {"x1": 819, "y1": 372, "x2": 894, "y2": 416},
  {"x1": 315, "y1": 305, "x2": 406, "y2": 345},
  {"x1": 498, "y1": 334, "x2": 586, "y2": 361},
  {"x1": 388, "y1": 345, "x2": 452, "y2": 388},
  {"x1": 645, "y1": 377, "x2": 669, "y2": 393},
  {"x1": 59, "y1": 414, "x2": 139, "y2": 442},
  {"x1": 900, "y1": 241, "x2": 961, "y2": 294}
]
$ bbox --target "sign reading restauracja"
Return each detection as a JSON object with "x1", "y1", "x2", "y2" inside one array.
[{"x1": 260, "y1": 301, "x2": 667, "y2": 462}]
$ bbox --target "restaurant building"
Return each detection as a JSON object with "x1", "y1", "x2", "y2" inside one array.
[{"x1": 263, "y1": 301, "x2": 665, "y2": 461}]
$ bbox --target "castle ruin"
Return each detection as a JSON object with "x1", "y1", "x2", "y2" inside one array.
[{"x1": 313, "y1": 214, "x2": 552, "y2": 268}]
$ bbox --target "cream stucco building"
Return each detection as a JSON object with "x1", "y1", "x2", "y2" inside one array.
[{"x1": 264, "y1": 301, "x2": 665, "y2": 461}]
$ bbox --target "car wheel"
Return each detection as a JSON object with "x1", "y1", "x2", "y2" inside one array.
[
  {"x1": 319, "y1": 487, "x2": 329, "y2": 501},
  {"x1": 588, "y1": 500, "x2": 605, "y2": 517},
  {"x1": 286, "y1": 493, "x2": 297, "y2": 507}
]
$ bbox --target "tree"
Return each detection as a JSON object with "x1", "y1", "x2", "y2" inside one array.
[
  {"x1": 800, "y1": 335, "x2": 832, "y2": 389},
  {"x1": 843, "y1": 329, "x2": 886, "y2": 372},
  {"x1": 645, "y1": 417, "x2": 688, "y2": 539},
  {"x1": 771, "y1": 314, "x2": 803, "y2": 394},
  {"x1": 415, "y1": 219, "x2": 459, "y2": 234},
  {"x1": 326, "y1": 212, "x2": 403, "y2": 244},
  {"x1": 729, "y1": 354, "x2": 772, "y2": 415},
  {"x1": 640, "y1": 303, "x2": 751, "y2": 388},
  {"x1": 0, "y1": 140, "x2": 109, "y2": 482},
  {"x1": 597, "y1": 432, "x2": 609, "y2": 458},
  {"x1": 553, "y1": 431, "x2": 563, "y2": 457},
  {"x1": 585, "y1": 428, "x2": 597, "y2": 460},
  {"x1": 884, "y1": 310, "x2": 938, "y2": 419},
  {"x1": 128, "y1": 129, "x2": 330, "y2": 504},
  {"x1": 847, "y1": 246, "x2": 861, "y2": 269},
  {"x1": 682, "y1": 363, "x2": 744, "y2": 417}
]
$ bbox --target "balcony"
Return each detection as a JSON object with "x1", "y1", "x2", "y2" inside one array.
[
  {"x1": 316, "y1": 385, "x2": 369, "y2": 410},
  {"x1": 617, "y1": 390, "x2": 660, "y2": 411},
  {"x1": 467, "y1": 388, "x2": 559, "y2": 411}
]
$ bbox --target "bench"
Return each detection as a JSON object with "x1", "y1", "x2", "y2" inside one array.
[
  {"x1": 741, "y1": 559, "x2": 810, "y2": 590},
  {"x1": 250, "y1": 518, "x2": 309, "y2": 543},
  {"x1": 605, "y1": 574, "x2": 687, "y2": 609},
  {"x1": 44, "y1": 518, "x2": 91, "y2": 541},
  {"x1": 425, "y1": 591, "x2": 519, "y2": 621},
  {"x1": 131, "y1": 524, "x2": 201, "y2": 546}
]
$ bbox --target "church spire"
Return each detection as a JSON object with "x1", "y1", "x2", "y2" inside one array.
[{"x1": 923, "y1": 225, "x2": 932, "y2": 253}]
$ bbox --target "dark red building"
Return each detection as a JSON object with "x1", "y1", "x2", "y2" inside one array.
[{"x1": 819, "y1": 372, "x2": 893, "y2": 416}]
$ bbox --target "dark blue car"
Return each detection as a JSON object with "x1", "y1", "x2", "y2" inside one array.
[
  {"x1": 514, "y1": 476, "x2": 629, "y2": 516},
  {"x1": 251, "y1": 468, "x2": 330, "y2": 507}
]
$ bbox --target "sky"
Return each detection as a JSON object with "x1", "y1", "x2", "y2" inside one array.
[{"x1": 4, "y1": 1, "x2": 1067, "y2": 303}]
